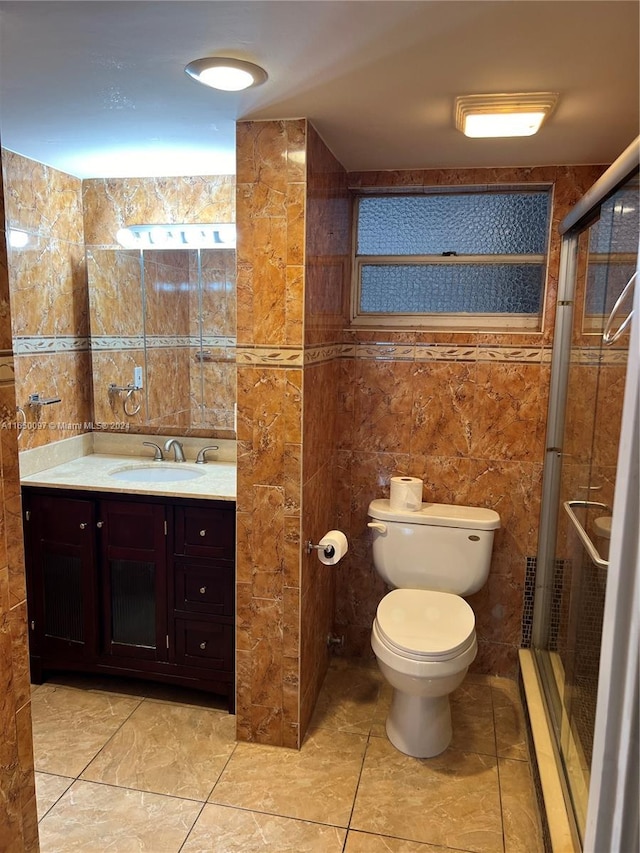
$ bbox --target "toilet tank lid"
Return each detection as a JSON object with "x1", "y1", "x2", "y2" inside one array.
[{"x1": 369, "y1": 499, "x2": 500, "y2": 530}]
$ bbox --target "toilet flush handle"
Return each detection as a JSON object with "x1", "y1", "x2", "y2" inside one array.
[{"x1": 367, "y1": 521, "x2": 387, "y2": 533}]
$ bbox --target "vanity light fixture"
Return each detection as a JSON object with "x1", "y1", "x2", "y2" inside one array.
[
  {"x1": 184, "y1": 57, "x2": 268, "y2": 91},
  {"x1": 455, "y1": 92, "x2": 559, "y2": 138},
  {"x1": 116, "y1": 223, "x2": 236, "y2": 250}
]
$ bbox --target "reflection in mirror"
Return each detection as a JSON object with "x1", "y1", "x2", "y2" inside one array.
[
  {"x1": 87, "y1": 245, "x2": 236, "y2": 436},
  {"x1": 582, "y1": 179, "x2": 639, "y2": 334}
]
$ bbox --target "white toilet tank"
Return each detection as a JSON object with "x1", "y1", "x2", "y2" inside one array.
[{"x1": 368, "y1": 499, "x2": 501, "y2": 596}]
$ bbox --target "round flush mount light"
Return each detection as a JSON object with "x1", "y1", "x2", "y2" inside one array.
[{"x1": 184, "y1": 57, "x2": 268, "y2": 91}]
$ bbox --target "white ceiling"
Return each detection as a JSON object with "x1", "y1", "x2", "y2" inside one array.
[{"x1": 0, "y1": 1, "x2": 638, "y2": 179}]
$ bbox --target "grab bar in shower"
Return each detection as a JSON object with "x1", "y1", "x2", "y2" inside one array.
[
  {"x1": 603, "y1": 271, "x2": 636, "y2": 345},
  {"x1": 563, "y1": 500, "x2": 611, "y2": 569}
]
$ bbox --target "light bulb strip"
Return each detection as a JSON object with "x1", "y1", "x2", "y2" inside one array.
[{"x1": 116, "y1": 224, "x2": 236, "y2": 250}]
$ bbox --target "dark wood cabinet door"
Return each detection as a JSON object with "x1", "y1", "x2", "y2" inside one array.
[
  {"x1": 98, "y1": 499, "x2": 168, "y2": 662},
  {"x1": 24, "y1": 493, "x2": 98, "y2": 664}
]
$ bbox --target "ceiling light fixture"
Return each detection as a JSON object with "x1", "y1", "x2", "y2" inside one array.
[
  {"x1": 184, "y1": 57, "x2": 268, "y2": 91},
  {"x1": 455, "y1": 93, "x2": 559, "y2": 138}
]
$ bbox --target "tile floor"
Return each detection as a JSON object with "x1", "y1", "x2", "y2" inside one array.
[{"x1": 31, "y1": 659, "x2": 544, "y2": 852}]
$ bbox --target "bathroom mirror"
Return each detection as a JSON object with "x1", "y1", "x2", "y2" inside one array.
[{"x1": 87, "y1": 246, "x2": 236, "y2": 436}]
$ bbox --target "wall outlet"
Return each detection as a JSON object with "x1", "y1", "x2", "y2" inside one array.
[{"x1": 134, "y1": 366, "x2": 143, "y2": 389}]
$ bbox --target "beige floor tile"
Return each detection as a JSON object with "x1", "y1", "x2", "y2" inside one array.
[
  {"x1": 345, "y1": 830, "x2": 453, "y2": 851},
  {"x1": 182, "y1": 803, "x2": 347, "y2": 852},
  {"x1": 450, "y1": 678, "x2": 496, "y2": 756},
  {"x1": 81, "y1": 700, "x2": 236, "y2": 800},
  {"x1": 492, "y1": 677, "x2": 529, "y2": 760},
  {"x1": 31, "y1": 684, "x2": 142, "y2": 776},
  {"x1": 310, "y1": 659, "x2": 382, "y2": 735},
  {"x1": 371, "y1": 681, "x2": 393, "y2": 738},
  {"x1": 351, "y1": 737, "x2": 503, "y2": 853},
  {"x1": 499, "y1": 757, "x2": 545, "y2": 853},
  {"x1": 35, "y1": 772, "x2": 74, "y2": 820},
  {"x1": 209, "y1": 726, "x2": 367, "y2": 826},
  {"x1": 38, "y1": 780, "x2": 202, "y2": 853}
]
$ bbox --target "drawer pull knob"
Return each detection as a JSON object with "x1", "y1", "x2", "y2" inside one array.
[
  {"x1": 199, "y1": 529, "x2": 206, "y2": 537},
  {"x1": 79, "y1": 523, "x2": 87, "y2": 530},
  {"x1": 199, "y1": 641, "x2": 207, "y2": 650},
  {"x1": 97, "y1": 521, "x2": 104, "y2": 528},
  {"x1": 199, "y1": 586, "x2": 207, "y2": 595}
]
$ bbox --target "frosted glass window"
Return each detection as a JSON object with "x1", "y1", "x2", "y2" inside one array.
[
  {"x1": 353, "y1": 187, "x2": 552, "y2": 326},
  {"x1": 357, "y1": 192, "x2": 550, "y2": 256},
  {"x1": 361, "y1": 264, "x2": 544, "y2": 314}
]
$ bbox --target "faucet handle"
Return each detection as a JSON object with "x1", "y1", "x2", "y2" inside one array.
[
  {"x1": 195, "y1": 445, "x2": 219, "y2": 464},
  {"x1": 143, "y1": 441, "x2": 164, "y2": 461}
]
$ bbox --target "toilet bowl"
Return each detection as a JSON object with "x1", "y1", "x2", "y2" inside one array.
[
  {"x1": 372, "y1": 587, "x2": 477, "y2": 757},
  {"x1": 368, "y1": 498, "x2": 500, "y2": 758}
]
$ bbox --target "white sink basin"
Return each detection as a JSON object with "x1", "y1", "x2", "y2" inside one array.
[{"x1": 109, "y1": 464, "x2": 205, "y2": 483}]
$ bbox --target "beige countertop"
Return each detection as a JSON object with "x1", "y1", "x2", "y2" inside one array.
[{"x1": 20, "y1": 453, "x2": 236, "y2": 502}]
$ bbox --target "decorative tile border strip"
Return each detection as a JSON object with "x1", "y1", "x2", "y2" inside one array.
[
  {"x1": 477, "y1": 346, "x2": 544, "y2": 363},
  {"x1": 0, "y1": 351, "x2": 15, "y2": 386},
  {"x1": 343, "y1": 342, "x2": 553, "y2": 364},
  {"x1": 250, "y1": 342, "x2": 572, "y2": 366},
  {"x1": 574, "y1": 346, "x2": 628, "y2": 366},
  {"x1": 90, "y1": 335, "x2": 236, "y2": 351},
  {"x1": 13, "y1": 336, "x2": 91, "y2": 354},
  {"x1": 18, "y1": 337, "x2": 619, "y2": 368},
  {"x1": 236, "y1": 346, "x2": 304, "y2": 367},
  {"x1": 304, "y1": 343, "x2": 346, "y2": 365},
  {"x1": 86, "y1": 336, "x2": 144, "y2": 351}
]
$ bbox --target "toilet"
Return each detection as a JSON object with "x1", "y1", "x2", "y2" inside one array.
[{"x1": 368, "y1": 498, "x2": 500, "y2": 758}]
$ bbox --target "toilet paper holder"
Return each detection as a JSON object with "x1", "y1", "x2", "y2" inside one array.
[{"x1": 305, "y1": 539, "x2": 335, "y2": 558}]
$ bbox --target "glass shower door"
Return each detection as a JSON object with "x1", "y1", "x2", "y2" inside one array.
[{"x1": 535, "y1": 174, "x2": 638, "y2": 842}]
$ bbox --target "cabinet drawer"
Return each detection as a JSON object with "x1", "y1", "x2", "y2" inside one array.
[
  {"x1": 174, "y1": 562, "x2": 234, "y2": 616},
  {"x1": 174, "y1": 619, "x2": 233, "y2": 670},
  {"x1": 174, "y1": 506, "x2": 235, "y2": 559}
]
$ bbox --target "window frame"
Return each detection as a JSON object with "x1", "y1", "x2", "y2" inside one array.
[{"x1": 350, "y1": 185, "x2": 554, "y2": 331}]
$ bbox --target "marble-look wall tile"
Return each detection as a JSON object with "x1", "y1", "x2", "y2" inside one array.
[
  {"x1": 199, "y1": 249, "x2": 236, "y2": 339},
  {"x1": 0, "y1": 145, "x2": 39, "y2": 850},
  {"x1": 8, "y1": 238, "x2": 88, "y2": 338},
  {"x1": 87, "y1": 248, "x2": 143, "y2": 337},
  {"x1": 299, "y1": 127, "x2": 350, "y2": 738},
  {"x1": 236, "y1": 119, "x2": 309, "y2": 746},
  {"x1": 90, "y1": 349, "x2": 146, "y2": 427},
  {"x1": 236, "y1": 120, "x2": 306, "y2": 349},
  {"x1": 143, "y1": 252, "x2": 190, "y2": 337},
  {"x1": 4, "y1": 151, "x2": 90, "y2": 455},
  {"x1": 82, "y1": 175, "x2": 235, "y2": 247},
  {"x1": 334, "y1": 165, "x2": 605, "y2": 677},
  {"x1": 3, "y1": 149, "x2": 83, "y2": 243},
  {"x1": 305, "y1": 124, "x2": 351, "y2": 347},
  {"x1": 13, "y1": 350, "x2": 93, "y2": 450}
]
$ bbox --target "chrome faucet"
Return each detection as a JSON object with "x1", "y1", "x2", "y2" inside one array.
[
  {"x1": 163, "y1": 438, "x2": 186, "y2": 462},
  {"x1": 195, "y1": 445, "x2": 219, "y2": 464}
]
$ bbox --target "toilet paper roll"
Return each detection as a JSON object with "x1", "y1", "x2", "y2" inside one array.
[
  {"x1": 389, "y1": 476, "x2": 424, "y2": 511},
  {"x1": 318, "y1": 530, "x2": 349, "y2": 566}
]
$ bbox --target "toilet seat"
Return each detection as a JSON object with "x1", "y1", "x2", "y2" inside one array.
[{"x1": 375, "y1": 589, "x2": 475, "y2": 662}]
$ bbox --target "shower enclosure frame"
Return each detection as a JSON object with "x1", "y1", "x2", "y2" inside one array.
[{"x1": 531, "y1": 136, "x2": 639, "y2": 849}]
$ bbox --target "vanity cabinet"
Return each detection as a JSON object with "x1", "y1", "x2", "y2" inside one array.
[{"x1": 23, "y1": 488, "x2": 235, "y2": 711}]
